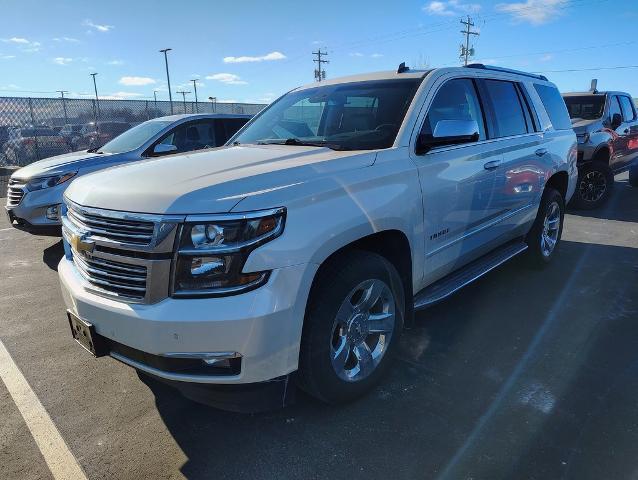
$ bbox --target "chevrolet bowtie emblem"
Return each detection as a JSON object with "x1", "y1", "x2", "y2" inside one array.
[{"x1": 70, "y1": 233, "x2": 95, "y2": 254}]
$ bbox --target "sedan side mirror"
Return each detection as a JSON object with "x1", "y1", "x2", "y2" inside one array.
[
  {"x1": 153, "y1": 143, "x2": 177, "y2": 155},
  {"x1": 611, "y1": 113, "x2": 622, "y2": 130},
  {"x1": 416, "y1": 119, "x2": 480, "y2": 154}
]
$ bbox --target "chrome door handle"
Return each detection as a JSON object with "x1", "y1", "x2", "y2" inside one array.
[
  {"x1": 535, "y1": 148, "x2": 548, "y2": 156},
  {"x1": 483, "y1": 160, "x2": 501, "y2": 170}
]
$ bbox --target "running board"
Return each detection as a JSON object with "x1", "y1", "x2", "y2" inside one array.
[{"x1": 413, "y1": 240, "x2": 528, "y2": 310}]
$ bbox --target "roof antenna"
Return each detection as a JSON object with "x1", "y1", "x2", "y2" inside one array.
[
  {"x1": 590, "y1": 79, "x2": 598, "y2": 93},
  {"x1": 397, "y1": 62, "x2": 409, "y2": 74}
]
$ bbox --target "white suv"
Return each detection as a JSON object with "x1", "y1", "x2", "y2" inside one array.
[{"x1": 58, "y1": 64, "x2": 577, "y2": 411}]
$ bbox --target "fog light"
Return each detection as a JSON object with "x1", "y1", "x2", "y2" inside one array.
[{"x1": 46, "y1": 204, "x2": 61, "y2": 221}]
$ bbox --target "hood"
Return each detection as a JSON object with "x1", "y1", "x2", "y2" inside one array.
[
  {"x1": 65, "y1": 145, "x2": 376, "y2": 214},
  {"x1": 570, "y1": 117, "x2": 601, "y2": 133},
  {"x1": 12, "y1": 150, "x2": 123, "y2": 179}
]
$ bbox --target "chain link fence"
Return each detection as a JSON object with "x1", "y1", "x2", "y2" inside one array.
[{"x1": 0, "y1": 96, "x2": 265, "y2": 170}]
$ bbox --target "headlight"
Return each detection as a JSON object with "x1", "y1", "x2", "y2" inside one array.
[
  {"x1": 172, "y1": 207, "x2": 285, "y2": 297},
  {"x1": 26, "y1": 172, "x2": 77, "y2": 191}
]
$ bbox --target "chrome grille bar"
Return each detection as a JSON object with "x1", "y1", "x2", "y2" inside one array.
[{"x1": 73, "y1": 253, "x2": 147, "y2": 299}]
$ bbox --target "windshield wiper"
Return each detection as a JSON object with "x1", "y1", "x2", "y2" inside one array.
[{"x1": 257, "y1": 138, "x2": 349, "y2": 150}]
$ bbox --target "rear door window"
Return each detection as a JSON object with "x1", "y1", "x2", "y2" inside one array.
[
  {"x1": 481, "y1": 80, "x2": 528, "y2": 138},
  {"x1": 619, "y1": 96, "x2": 636, "y2": 122},
  {"x1": 533, "y1": 84, "x2": 572, "y2": 131},
  {"x1": 609, "y1": 96, "x2": 623, "y2": 123}
]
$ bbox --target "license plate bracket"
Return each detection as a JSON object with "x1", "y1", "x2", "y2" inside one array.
[{"x1": 67, "y1": 311, "x2": 108, "y2": 357}]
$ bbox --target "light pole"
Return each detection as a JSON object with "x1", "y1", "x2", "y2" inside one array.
[
  {"x1": 190, "y1": 79, "x2": 199, "y2": 113},
  {"x1": 57, "y1": 90, "x2": 69, "y2": 125},
  {"x1": 176, "y1": 90, "x2": 190, "y2": 112},
  {"x1": 153, "y1": 90, "x2": 158, "y2": 114},
  {"x1": 90, "y1": 73, "x2": 100, "y2": 130},
  {"x1": 208, "y1": 96, "x2": 217, "y2": 113},
  {"x1": 159, "y1": 48, "x2": 173, "y2": 114}
]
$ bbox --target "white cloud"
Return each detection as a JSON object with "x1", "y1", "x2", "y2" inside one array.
[
  {"x1": 53, "y1": 57, "x2": 73, "y2": 65},
  {"x1": 0, "y1": 54, "x2": 16, "y2": 60},
  {"x1": 2, "y1": 37, "x2": 41, "y2": 52},
  {"x1": 83, "y1": 19, "x2": 114, "y2": 32},
  {"x1": 54, "y1": 37, "x2": 80, "y2": 43},
  {"x1": 424, "y1": 0, "x2": 481, "y2": 15},
  {"x1": 205, "y1": 73, "x2": 248, "y2": 85},
  {"x1": 349, "y1": 52, "x2": 384, "y2": 58},
  {"x1": 107, "y1": 59, "x2": 124, "y2": 66},
  {"x1": 223, "y1": 51, "x2": 286, "y2": 63},
  {"x1": 0, "y1": 83, "x2": 20, "y2": 90},
  {"x1": 118, "y1": 76, "x2": 156, "y2": 86},
  {"x1": 371, "y1": 53, "x2": 384, "y2": 58},
  {"x1": 495, "y1": 0, "x2": 565, "y2": 25},
  {"x1": 102, "y1": 91, "x2": 144, "y2": 99},
  {"x1": 539, "y1": 53, "x2": 553, "y2": 62},
  {"x1": 349, "y1": 52, "x2": 364, "y2": 57}
]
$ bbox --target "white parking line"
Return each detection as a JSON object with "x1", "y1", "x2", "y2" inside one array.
[{"x1": 0, "y1": 339, "x2": 88, "y2": 480}]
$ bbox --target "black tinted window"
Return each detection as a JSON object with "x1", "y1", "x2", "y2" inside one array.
[
  {"x1": 481, "y1": 80, "x2": 528, "y2": 137},
  {"x1": 533, "y1": 84, "x2": 572, "y2": 130},
  {"x1": 609, "y1": 96, "x2": 622, "y2": 122},
  {"x1": 563, "y1": 95, "x2": 605, "y2": 120},
  {"x1": 422, "y1": 78, "x2": 486, "y2": 140},
  {"x1": 619, "y1": 96, "x2": 636, "y2": 122}
]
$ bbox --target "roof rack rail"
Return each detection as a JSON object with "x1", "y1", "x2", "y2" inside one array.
[{"x1": 465, "y1": 63, "x2": 548, "y2": 82}]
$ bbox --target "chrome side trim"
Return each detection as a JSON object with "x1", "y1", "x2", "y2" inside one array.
[
  {"x1": 110, "y1": 352, "x2": 242, "y2": 384},
  {"x1": 183, "y1": 206, "x2": 285, "y2": 223},
  {"x1": 426, "y1": 203, "x2": 535, "y2": 258}
]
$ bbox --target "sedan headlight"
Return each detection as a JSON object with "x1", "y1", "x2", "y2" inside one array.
[
  {"x1": 172, "y1": 207, "x2": 286, "y2": 297},
  {"x1": 26, "y1": 172, "x2": 77, "y2": 191}
]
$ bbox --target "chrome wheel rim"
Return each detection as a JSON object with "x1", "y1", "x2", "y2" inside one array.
[
  {"x1": 330, "y1": 279, "x2": 396, "y2": 382},
  {"x1": 541, "y1": 201, "x2": 561, "y2": 257},
  {"x1": 579, "y1": 170, "x2": 607, "y2": 202}
]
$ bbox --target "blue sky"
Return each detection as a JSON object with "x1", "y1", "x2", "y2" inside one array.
[{"x1": 0, "y1": 0, "x2": 636, "y2": 103}]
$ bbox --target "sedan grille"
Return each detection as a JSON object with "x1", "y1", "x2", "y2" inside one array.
[
  {"x1": 73, "y1": 252, "x2": 147, "y2": 300},
  {"x1": 67, "y1": 203, "x2": 156, "y2": 245},
  {"x1": 6, "y1": 179, "x2": 25, "y2": 207}
]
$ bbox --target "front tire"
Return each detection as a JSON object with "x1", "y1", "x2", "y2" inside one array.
[
  {"x1": 571, "y1": 162, "x2": 613, "y2": 209},
  {"x1": 298, "y1": 250, "x2": 405, "y2": 404},
  {"x1": 526, "y1": 187, "x2": 564, "y2": 266}
]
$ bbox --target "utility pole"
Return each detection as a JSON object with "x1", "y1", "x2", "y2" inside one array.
[
  {"x1": 313, "y1": 49, "x2": 329, "y2": 82},
  {"x1": 90, "y1": 73, "x2": 100, "y2": 130},
  {"x1": 57, "y1": 90, "x2": 69, "y2": 125},
  {"x1": 159, "y1": 48, "x2": 174, "y2": 114},
  {"x1": 190, "y1": 79, "x2": 199, "y2": 113},
  {"x1": 176, "y1": 90, "x2": 190, "y2": 112},
  {"x1": 460, "y1": 16, "x2": 479, "y2": 66}
]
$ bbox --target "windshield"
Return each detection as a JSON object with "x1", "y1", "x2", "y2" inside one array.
[
  {"x1": 232, "y1": 79, "x2": 422, "y2": 150},
  {"x1": 98, "y1": 120, "x2": 172, "y2": 154},
  {"x1": 563, "y1": 95, "x2": 606, "y2": 120}
]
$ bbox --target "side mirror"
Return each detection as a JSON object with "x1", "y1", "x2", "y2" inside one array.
[
  {"x1": 416, "y1": 119, "x2": 480, "y2": 154},
  {"x1": 611, "y1": 113, "x2": 622, "y2": 129},
  {"x1": 153, "y1": 143, "x2": 177, "y2": 155}
]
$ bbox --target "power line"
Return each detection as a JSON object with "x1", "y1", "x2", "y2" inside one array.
[
  {"x1": 533, "y1": 65, "x2": 638, "y2": 73},
  {"x1": 460, "y1": 16, "x2": 479, "y2": 66},
  {"x1": 313, "y1": 49, "x2": 329, "y2": 82}
]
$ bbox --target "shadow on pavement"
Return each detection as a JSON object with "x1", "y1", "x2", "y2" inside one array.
[
  {"x1": 42, "y1": 240, "x2": 64, "y2": 271},
  {"x1": 567, "y1": 175, "x2": 638, "y2": 223},
  {"x1": 140, "y1": 238, "x2": 638, "y2": 479}
]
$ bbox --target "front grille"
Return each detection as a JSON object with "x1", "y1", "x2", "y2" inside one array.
[
  {"x1": 73, "y1": 252, "x2": 147, "y2": 300},
  {"x1": 67, "y1": 203, "x2": 155, "y2": 245},
  {"x1": 6, "y1": 179, "x2": 25, "y2": 207}
]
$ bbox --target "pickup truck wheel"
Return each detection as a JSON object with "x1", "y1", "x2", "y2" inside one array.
[
  {"x1": 571, "y1": 162, "x2": 613, "y2": 209},
  {"x1": 298, "y1": 251, "x2": 405, "y2": 404},
  {"x1": 526, "y1": 188, "x2": 564, "y2": 266}
]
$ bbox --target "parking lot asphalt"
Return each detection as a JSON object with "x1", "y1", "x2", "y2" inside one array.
[{"x1": 1, "y1": 172, "x2": 637, "y2": 480}]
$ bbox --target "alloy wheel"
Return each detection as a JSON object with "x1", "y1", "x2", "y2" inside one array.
[
  {"x1": 330, "y1": 279, "x2": 396, "y2": 382},
  {"x1": 541, "y1": 201, "x2": 561, "y2": 257},
  {"x1": 579, "y1": 170, "x2": 607, "y2": 203}
]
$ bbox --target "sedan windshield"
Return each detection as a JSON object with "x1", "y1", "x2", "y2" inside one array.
[
  {"x1": 98, "y1": 120, "x2": 172, "y2": 154},
  {"x1": 232, "y1": 79, "x2": 422, "y2": 150},
  {"x1": 563, "y1": 95, "x2": 606, "y2": 120}
]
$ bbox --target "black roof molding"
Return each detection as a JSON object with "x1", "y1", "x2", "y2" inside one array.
[{"x1": 465, "y1": 63, "x2": 548, "y2": 82}]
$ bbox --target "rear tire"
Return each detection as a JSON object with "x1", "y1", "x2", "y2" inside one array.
[
  {"x1": 526, "y1": 188, "x2": 564, "y2": 267},
  {"x1": 570, "y1": 162, "x2": 613, "y2": 209},
  {"x1": 298, "y1": 250, "x2": 405, "y2": 404}
]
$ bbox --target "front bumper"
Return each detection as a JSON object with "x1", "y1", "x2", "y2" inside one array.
[
  {"x1": 58, "y1": 257, "x2": 316, "y2": 385},
  {"x1": 5, "y1": 183, "x2": 67, "y2": 226}
]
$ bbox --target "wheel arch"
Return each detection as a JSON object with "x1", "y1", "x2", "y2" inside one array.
[{"x1": 545, "y1": 170, "x2": 569, "y2": 199}]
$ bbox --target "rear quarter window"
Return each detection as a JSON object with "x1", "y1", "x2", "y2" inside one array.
[{"x1": 534, "y1": 84, "x2": 572, "y2": 131}]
